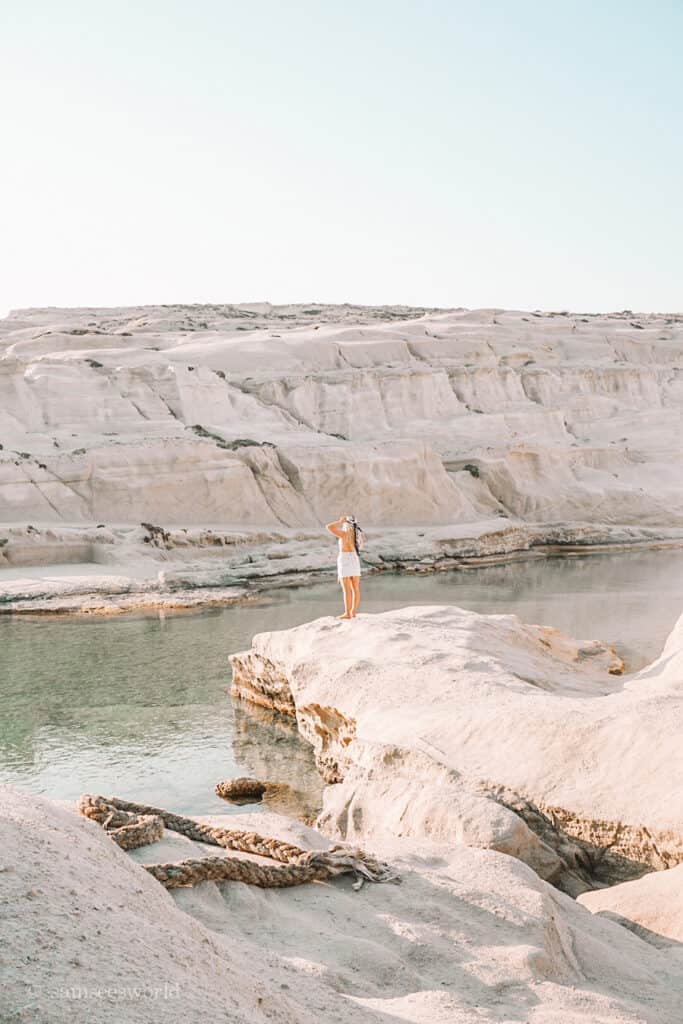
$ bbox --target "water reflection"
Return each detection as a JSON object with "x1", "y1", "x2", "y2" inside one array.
[{"x1": 1, "y1": 547, "x2": 682, "y2": 814}]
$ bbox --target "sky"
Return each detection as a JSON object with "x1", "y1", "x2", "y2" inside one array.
[{"x1": 1, "y1": 1, "x2": 681, "y2": 315}]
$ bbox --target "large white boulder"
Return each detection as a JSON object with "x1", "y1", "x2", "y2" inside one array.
[{"x1": 230, "y1": 605, "x2": 683, "y2": 890}]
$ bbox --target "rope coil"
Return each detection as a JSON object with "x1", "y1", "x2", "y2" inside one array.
[{"x1": 78, "y1": 793, "x2": 400, "y2": 890}]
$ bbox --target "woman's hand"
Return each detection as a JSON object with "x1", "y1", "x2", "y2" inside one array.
[{"x1": 326, "y1": 517, "x2": 347, "y2": 536}]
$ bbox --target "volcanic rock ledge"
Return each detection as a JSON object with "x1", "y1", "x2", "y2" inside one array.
[
  {"x1": 2, "y1": 303, "x2": 683, "y2": 609},
  {"x1": 230, "y1": 604, "x2": 683, "y2": 895},
  {"x1": 4, "y1": 775, "x2": 683, "y2": 1022}
]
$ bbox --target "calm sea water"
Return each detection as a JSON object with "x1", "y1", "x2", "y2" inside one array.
[{"x1": 1, "y1": 548, "x2": 682, "y2": 816}]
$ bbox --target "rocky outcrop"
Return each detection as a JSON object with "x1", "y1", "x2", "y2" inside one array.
[
  {"x1": 4, "y1": 784, "x2": 683, "y2": 1023},
  {"x1": 1, "y1": 304, "x2": 682, "y2": 534},
  {"x1": 229, "y1": 604, "x2": 683, "y2": 894},
  {"x1": 578, "y1": 863, "x2": 683, "y2": 948},
  {"x1": 0, "y1": 786, "x2": 319, "y2": 1024},
  {"x1": 230, "y1": 649, "x2": 298, "y2": 714},
  {"x1": 2, "y1": 303, "x2": 683, "y2": 608}
]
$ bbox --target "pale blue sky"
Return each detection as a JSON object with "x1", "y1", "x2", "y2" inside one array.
[{"x1": 1, "y1": 1, "x2": 681, "y2": 315}]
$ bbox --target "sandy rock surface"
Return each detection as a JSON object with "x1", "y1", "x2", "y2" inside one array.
[
  {"x1": 2, "y1": 303, "x2": 683, "y2": 609},
  {"x1": 0, "y1": 788, "x2": 313, "y2": 1024},
  {"x1": 3, "y1": 785, "x2": 683, "y2": 1023},
  {"x1": 231, "y1": 605, "x2": 683, "y2": 892},
  {"x1": 578, "y1": 864, "x2": 683, "y2": 948}
]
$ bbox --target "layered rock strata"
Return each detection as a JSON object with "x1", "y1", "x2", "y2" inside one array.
[
  {"x1": 1, "y1": 303, "x2": 682, "y2": 607},
  {"x1": 230, "y1": 604, "x2": 683, "y2": 896}
]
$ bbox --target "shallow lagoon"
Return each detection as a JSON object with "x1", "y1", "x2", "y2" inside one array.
[{"x1": 1, "y1": 547, "x2": 682, "y2": 816}]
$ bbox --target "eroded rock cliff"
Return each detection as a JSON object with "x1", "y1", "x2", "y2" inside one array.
[
  {"x1": 1, "y1": 304, "x2": 682, "y2": 528},
  {"x1": 2, "y1": 303, "x2": 682, "y2": 607}
]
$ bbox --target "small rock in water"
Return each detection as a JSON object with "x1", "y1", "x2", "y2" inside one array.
[{"x1": 215, "y1": 777, "x2": 268, "y2": 803}]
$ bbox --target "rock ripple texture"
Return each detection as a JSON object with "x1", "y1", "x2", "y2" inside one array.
[
  {"x1": 2, "y1": 304, "x2": 683, "y2": 608},
  {"x1": 1, "y1": 303, "x2": 682, "y2": 531}
]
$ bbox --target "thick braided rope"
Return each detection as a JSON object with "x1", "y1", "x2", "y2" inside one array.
[
  {"x1": 77, "y1": 796, "x2": 164, "y2": 851},
  {"x1": 78, "y1": 794, "x2": 400, "y2": 889},
  {"x1": 108, "y1": 815, "x2": 165, "y2": 850},
  {"x1": 146, "y1": 855, "x2": 327, "y2": 888},
  {"x1": 81, "y1": 794, "x2": 308, "y2": 863}
]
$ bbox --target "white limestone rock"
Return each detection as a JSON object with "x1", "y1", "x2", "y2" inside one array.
[
  {"x1": 4, "y1": 784, "x2": 683, "y2": 1023},
  {"x1": 1, "y1": 304, "x2": 682, "y2": 536},
  {"x1": 578, "y1": 864, "x2": 683, "y2": 948},
  {"x1": 230, "y1": 604, "x2": 683, "y2": 888}
]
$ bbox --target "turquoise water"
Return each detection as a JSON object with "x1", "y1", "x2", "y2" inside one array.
[{"x1": 1, "y1": 548, "x2": 682, "y2": 816}]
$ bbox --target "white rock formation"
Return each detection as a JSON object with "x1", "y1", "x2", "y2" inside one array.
[
  {"x1": 579, "y1": 864, "x2": 683, "y2": 948},
  {"x1": 1, "y1": 304, "x2": 682, "y2": 598},
  {"x1": 4, "y1": 783, "x2": 683, "y2": 1023},
  {"x1": 230, "y1": 605, "x2": 683, "y2": 894},
  {"x1": 0, "y1": 786, "x2": 351, "y2": 1024}
]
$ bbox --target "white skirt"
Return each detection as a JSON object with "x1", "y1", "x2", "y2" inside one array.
[{"x1": 337, "y1": 551, "x2": 361, "y2": 579}]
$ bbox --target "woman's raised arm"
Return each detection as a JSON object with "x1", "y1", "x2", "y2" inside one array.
[{"x1": 326, "y1": 516, "x2": 346, "y2": 537}]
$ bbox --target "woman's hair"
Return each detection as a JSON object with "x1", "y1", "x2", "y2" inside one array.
[{"x1": 347, "y1": 515, "x2": 364, "y2": 555}]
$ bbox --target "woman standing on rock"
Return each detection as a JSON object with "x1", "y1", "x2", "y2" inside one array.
[{"x1": 326, "y1": 515, "x2": 364, "y2": 619}]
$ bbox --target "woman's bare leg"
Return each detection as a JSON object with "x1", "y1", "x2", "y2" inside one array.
[
  {"x1": 350, "y1": 577, "x2": 360, "y2": 616},
  {"x1": 339, "y1": 578, "x2": 353, "y2": 618}
]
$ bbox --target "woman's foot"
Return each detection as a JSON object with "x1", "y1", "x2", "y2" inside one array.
[{"x1": 338, "y1": 613, "x2": 352, "y2": 619}]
